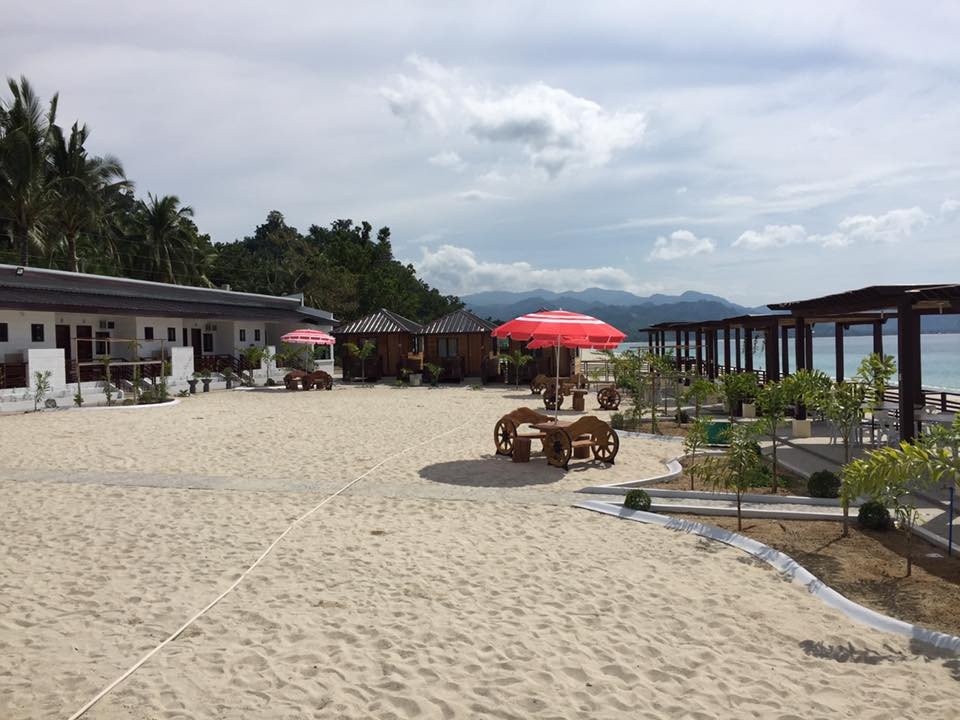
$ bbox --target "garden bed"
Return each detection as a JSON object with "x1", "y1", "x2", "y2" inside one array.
[
  {"x1": 643, "y1": 456, "x2": 812, "y2": 496},
  {"x1": 675, "y1": 514, "x2": 960, "y2": 638}
]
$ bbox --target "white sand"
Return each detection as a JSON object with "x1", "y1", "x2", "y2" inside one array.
[{"x1": 1, "y1": 385, "x2": 958, "y2": 719}]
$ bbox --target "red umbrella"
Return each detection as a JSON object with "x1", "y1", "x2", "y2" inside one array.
[
  {"x1": 280, "y1": 329, "x2": 336, "y2": 345},
  {"x1": 492, "y1": 311, "x2": 625, "y2": 407}
]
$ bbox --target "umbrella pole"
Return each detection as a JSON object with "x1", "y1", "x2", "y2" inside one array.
[{"x1": 555, "y1": 338, "x2": 560, "y2": 412}]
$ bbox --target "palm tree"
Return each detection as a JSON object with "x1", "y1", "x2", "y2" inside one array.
[
  {"x1": 48, "y1": 121, "x2": 130, "y2": 272},
  {"x1": 0, "y1": 76, "x2": 58, "y2": 265},
  {"x1": 129, "y1": 193, "x2": 199, "y2": 283}
]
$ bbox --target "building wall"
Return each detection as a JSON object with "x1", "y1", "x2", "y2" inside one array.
[
  {"x1": 338, "y1": 331, "x2": 413, "y2": 377},
  {"x1": 0, "y1": 309, "x2": 56, "y2": 362},
  {"x1": 423, "y1": 332, "x2": 495, "y2": 376}
]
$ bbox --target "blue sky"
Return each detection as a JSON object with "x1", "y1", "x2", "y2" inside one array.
[{"x1": 4, "y1": 1, "x2": 959, "y2": 304}]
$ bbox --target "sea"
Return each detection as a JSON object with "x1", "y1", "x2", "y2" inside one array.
[{"x1": 620, "y1": 333, "x2": 960, "y2": 392}]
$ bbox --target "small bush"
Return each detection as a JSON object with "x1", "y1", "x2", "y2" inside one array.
[
  {"x1": 807, "y1": 470, "x2": 841, "y2": 498},
  {"x1": 858, "y1": 500, "x2": 891, "y2": 530},
  {"x1": 623, "y1": 489, "x2": 652, "y2": 511},
  {"x1": 674, "y1": 409, "x2": 690, "y2": 424},
  {"x1": 610, "y1": 412, "x2": 626, "y2": 430},
  {"x1": 177, "y1": 389, "x2": 190, "y2": 398}
]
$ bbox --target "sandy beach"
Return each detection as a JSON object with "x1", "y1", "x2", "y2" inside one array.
[{"x1": 2, "y1": 385, "x2": 959, "y2": 719}]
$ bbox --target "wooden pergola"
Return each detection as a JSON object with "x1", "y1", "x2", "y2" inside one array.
[
  {"x1": 640, "y1": 311, "x2": 889, "y2": 383},
  {"x1": 769, "y1": 284, "x2": 960, "y2": 440}
]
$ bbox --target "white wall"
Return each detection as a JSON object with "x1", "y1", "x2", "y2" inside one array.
[
  {"x1": 27, "y1": 348, "x2": 66, "y2": 391},
  {"x1": 0, "y1": 309, "x2": 56, "y2": 362},
  {"x1": 135, "y1": 316, "x2": 180, "y2": 359},
  {"x1": 233, "y1": 321, "x2": 267, "y2": 355},
  {"x1": 169, "y1": 346, "x2": 194, "y2": 385}
]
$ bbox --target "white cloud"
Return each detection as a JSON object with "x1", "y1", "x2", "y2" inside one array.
[
  {"x1": 735, "y1": 207, "x2": 930, "y2": 250},
  {"x1": 941, "y1": 198, "x2": 960, "y2": 218},
  {"x1": 649, "y1": 230, "x2": 716, "y2": 261},
  {"x1": 415, "y1": 244, "x2": 653, "y2": 296},
  {"x1": 428, "y1": 150, "x2": 465, "y2": 171},
  {"x1": 675, "y1": 186, "x2": 688, "y2": 194},
  {"x1": 455, "y1": 190, "x2": 509, "y2": 202},
  {"x1": 382, "y1": 55, "x2": 646, "y2": 176},
  {"x1": 734, "y1": 224, "x2": 808, "y2": 250}
]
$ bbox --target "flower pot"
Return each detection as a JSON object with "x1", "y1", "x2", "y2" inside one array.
[
  {"x1": 742, "y1": 402, "x2": 756, "y2": 419},
  {"x1": 187, "y1": 379, "x2": 198, "y2": 395},
  {"x1": 792, "y1": 418, "x2": 812, "y2": 438},
  {"x1": 409, "y1": 373, "x2": 422, "y2": 387},
  {"x1": 202, "y1": 379, "x2": 211, "y2": 392}
]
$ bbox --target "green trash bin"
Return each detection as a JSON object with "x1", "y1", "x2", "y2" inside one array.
[{"x1": 705, "y1": 420, "x2": 731, "y2": 445}]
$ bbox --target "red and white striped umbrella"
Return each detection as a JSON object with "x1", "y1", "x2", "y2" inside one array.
[
  {"x1": 280, "y1": 329, "x2": 336, "y2": 345},
  {"x1": 491, "y1": 310, "x2": 625, "y2": 345},
  {"x1": 492, "y1": 311, "x2": 625, "y2": 409}
]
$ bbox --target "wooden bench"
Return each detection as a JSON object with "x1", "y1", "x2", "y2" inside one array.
[
  {"x1": 494, "y1": 407, "x2": 557, "y2": 456},
  {"x1": 542, "y1": 415, "x2": 619, "y2": 470}
]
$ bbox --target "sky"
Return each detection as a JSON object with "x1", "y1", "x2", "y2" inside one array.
[{"x1": 3, "y1": 1, "x2": 960, "y2": 304}]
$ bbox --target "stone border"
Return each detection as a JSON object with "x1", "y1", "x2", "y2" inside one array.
[
  {"x1": 575, "y1": 499, "x2": 960, "y2": 654},
  {"x1": 78, "y1": 398, "x2": 181, "y2": 412}
]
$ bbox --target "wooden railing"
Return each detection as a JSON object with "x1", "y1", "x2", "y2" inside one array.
[{"x1": 0, "y1": 363, "x2": 27, "y2": 390}]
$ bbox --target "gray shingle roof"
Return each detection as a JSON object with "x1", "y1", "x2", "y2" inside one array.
[
  {"x1": 420, "y1": 309, "x2": 496, "y2": 335},
  {"x1": 0, "y1": 264, "x2": 336, "y2": 323},
  {"x1": 334, "y1": 308, "x2": 423, "y2": 335}
]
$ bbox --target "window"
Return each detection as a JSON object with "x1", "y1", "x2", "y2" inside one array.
[
  {"x1": 316, "y1": 344, "x2": 332, "y2": 360},
  {"x1": 31, "y1": 323, "x2": 44, "y2": 342},
  {"x1": 410, "y1": 335, "x2": 421, "y2": 353},
  {"x1": 438, "y1": 337, "x2": 458, "y2": 358},
  {"x1": 254, "y1": 329, "x2": 261, "y2": 342},
  {"x1": 167, "y1": 327, "x2": 177, "y2": 342},
  {"x1": 144, "y1": 326, "x2": 154, "y2": 340},
  {"x1": 239, "y1": 329, "x2": 246, "y2": 342},
  {"x1": 95, "y1": 331, "x2": 110, "y2": 356},
  {"x1": 0, "y1": 322, "x2": 7, "y2": 343},
  {"x1": 202, "y1": 333, "x2": 214, "y2": 353}
]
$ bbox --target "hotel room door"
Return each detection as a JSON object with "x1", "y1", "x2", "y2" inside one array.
[
  {"x1": 55, "y1": 325, "x2": 72, "y2": 379},
  {"x1": 191, "y1": 328, "x2": 202, "y2": 359}
]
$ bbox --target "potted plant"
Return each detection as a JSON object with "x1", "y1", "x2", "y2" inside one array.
[
  {"x1": 409, "y1": 369, "x2": 423, "y2": 386},
  {"x1": 424, "y1": 362, "x2": 443, "y2": 387},
  {"x1": 222, "y1": 366, "x2": 236, "y2": 390},
  {"x1": 200, "y1": 369, "x2": 212, "y2": 392},
  {"x1": 188, "y1": 372, "x2": 200, "y2": 395}
]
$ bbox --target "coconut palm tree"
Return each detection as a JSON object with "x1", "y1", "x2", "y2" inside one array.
[
  {"x1": 129, "y1": 193, "x2": 200, "y2": 284},
  {"x1": 0, "y1": 76, "x2": 59, "y2": 265},
  {"x1": 48, "y1": 121, "x2": 131, "y2": 272}
]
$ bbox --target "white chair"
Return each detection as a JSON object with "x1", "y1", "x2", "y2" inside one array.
[{"x1": 873, "y1": 409, "x2": 895, "y2": 446}]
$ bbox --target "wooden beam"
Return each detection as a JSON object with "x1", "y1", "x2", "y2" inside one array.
[
  {"x1": 805, "y1": 323, "x2": 814, "y2": 369},
  {"x1": 723, "y1": 325, "x2": 731, "y2": 375},
  {"x1": 744, "y1": 327, "x2": 754, "y2": 373},
  {"x1": 735, "y1": 327, "x2": 742, "y2": 371},
  {"x1": 794, "y1": 316, "x2": 806, "y2": 371},
  {"x1": 898, "y1": 299, "x2": 920, "y2": 441},
  {"x1": 675, "y1": 330, "x2": 682, "y2": 371},
  {"x1": 765, "y1": 321, "x2": 779, "y2": 382},
  {"x1": 873, "y1": 321, "x2": 883, "y2": 356},
  {"x1": 781, "y1": 326, "x2": 790, "y2": 376},
  {"x1": 835, "y1": 322, "x2": 844, "y2": 381},
  {"x1": 695, "y1": 329, "x2": 703, "y2": 376}
]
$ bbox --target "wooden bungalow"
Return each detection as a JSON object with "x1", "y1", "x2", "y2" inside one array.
[
  {"x1": 333, "y1": 308, "x2": 423, "y2": 380},
  {"x1": 505, "y1": 339, "x2": 576, "y2": 385},
  {"x1": 420, "y1": 309, "x2": 499, "y2": 383}
]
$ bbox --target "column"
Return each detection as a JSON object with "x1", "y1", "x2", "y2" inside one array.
[
  {"x1": 794, "y1": 317, "x2": 806, "y2": 371},
  {"x1": 723, "y1": 325, "x2": 731, "y2": 375},
  {"x1": 835, "y1": 323, "x2": 845, "y2": 382},
  {"x1": 744, "y1": 327, "x2": 754, "y2": 373},
  {"x1": 765, "y1": 321, "x2": 780, "y2": 382},
  {"x1": 873, "y1": 321, "x2": 883, "y2": 356},
  {"x1": 735, "y1": 327, "x2": 742, "y2": 371},
  {"x1": 781, "y1": 326, "x2": 790, "y2": 376},
  {"x1": 675, "y1": 330, "x2": 682, "y2": 371},
  {"x1": 805, "y1": 324, "x2": 814, "y2": 370},
  {"x1": 695, "y1": 329, "x2": 703, "y2": 376},
  {"x1": 897, "y1": 299, "x2": 920, "y2": 441}
]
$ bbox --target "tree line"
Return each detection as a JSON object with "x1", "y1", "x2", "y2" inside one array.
[{"x1": 0, "y1": 76, "x2": 462, "y2": 323}]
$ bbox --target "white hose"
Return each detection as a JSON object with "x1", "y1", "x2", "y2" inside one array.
[{"x1": 66, "y1": 421, "x2": 467, "y2": 720}]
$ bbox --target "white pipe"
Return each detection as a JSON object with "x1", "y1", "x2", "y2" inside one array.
[{"x1": 66, "y1": 420, "x2": 469, "y2": 720}]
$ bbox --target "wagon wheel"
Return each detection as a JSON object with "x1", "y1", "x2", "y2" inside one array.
[
  {"x1": 592, "y1": 427, "x2": 620, "y2": 464},
  {"x1": 316, "y1": 371, "x2": 333, "y2": 390},
  {"x1": 321, "y1": 374, "x2": 333, "y2": 390},
  {"x1": 542, "y1": 383, "x2": 564, "y2": 411},
  {"x1": 545, "y1": 429, "x2": 572, "y2": 469},
  {"x1": 597, "y1": 387, "x2": 621, "y2": 410},
  {"x1": 494, "y1": 418, "x2": 518, "y2": 455},
  {"x1": 301, "y1": 376, "x2": 314, "y2": 391}
]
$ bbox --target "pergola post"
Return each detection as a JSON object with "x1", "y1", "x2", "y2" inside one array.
[
  {"x1": 805, "y1": 323, "x2": 814, "y2": 369},
  {"x1": 834, "y1": 323, "x2": 845, "y2": 382},
  {"x1": 695, "y1": 329, "x2": 703, "y2": 376},
  {"x1": 723, "y1": 325, "x2": 731, "y2": 376},
  {"x1": 765, "y1": 321, "x2": 780, "y2": 382},
  {"x1": 675, "y1": 330, "x2": 682, "y2": 371},
  {"x1": 684, "y1": 330, "x2": 691, "y2": 373},
  {"x1": 735, "y1": 327, "x2": 742, "y2": 371},
  {"x1": 873, "y1": 321, "x2": 883, "y2": 356},
  {"x1": 897, "y1": 299, "x2": 921, "y2": 441},
  {"x1": 744, "y1": 327, "x2": 753, "y2": 373},
  {"x1": 708, "y1": 329, "x2": 717, "y2": 380},
  {"x1": 794, "y1": 317, "x2": 806, "y2": 371},
  {"x1": 647, "y1": 332, "x2": 654, "y2": 355},
  {"x1": 781, "y1": 326, "x2": 790, "y2": 376}
]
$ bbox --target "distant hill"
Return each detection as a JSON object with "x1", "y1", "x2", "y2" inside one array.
[{"x1": 463, "y1": 288, "x2": 766, "y2": 340}]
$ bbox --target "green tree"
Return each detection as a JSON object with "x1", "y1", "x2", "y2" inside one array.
[
  {"x1": 756, "y1": 380, "x2": 791, "y2": 492},
  {"x1": 856, "y1": 353, "x2": 897, "y2": 408},
  {"x1": 47, "y1": 121, "x2": 130, "y2": 272},
  {"x1": 344, "y1": 340, "x2": 376, "y2": 382},
  {"x1": 0, "y1": 76, "x2": 58, "y2": 265},
  {"x1": 684, "y1": 377, "x2": 714, "y2": 418},
  {"x1": 703, "y1": 423, "x2": 765, "y2": 531},
  {"x1": 683, "y1": 416, "x2": 711, "y2": 490},
  {"x1": 498, "y1": 349, "x2": 533, "y2": 388},
  {"x1": 128, "y1": 193, "x2": 208, "y2": 284}
]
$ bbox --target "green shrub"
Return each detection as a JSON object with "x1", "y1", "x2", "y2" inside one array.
[
  {"x1": 610, "y1": 412, "x2": 626, "y2": 430},
  {"x1": 177, "y1": 389, "x2": 190, "y2": 398},
  {"x1": 807, "y1": 470, "x2": 841, "y2": 498},
  {"x1": 675, "y1": 409, "x2": 690, "y2": 424},
  {"x1": 623, "y1": 489, "x2": 652, "y2": 511},
  {"x1": 858, "y1": 500, "x2": 891, "y2": 530}
]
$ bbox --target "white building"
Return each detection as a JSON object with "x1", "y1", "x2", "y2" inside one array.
[{"x1": 0, "y1": 264, "x2": 336, "y2": 409}]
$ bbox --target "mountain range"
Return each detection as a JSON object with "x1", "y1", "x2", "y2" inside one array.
[{"x1": 462, "y1": 288, "x2": 960, "y2": 340}]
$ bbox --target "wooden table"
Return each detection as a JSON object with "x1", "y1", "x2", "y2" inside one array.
[{"x1": 532, "y1": 420, "x2": 591, "y2": 459}]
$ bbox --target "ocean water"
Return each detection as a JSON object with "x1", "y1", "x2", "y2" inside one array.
[{"x1": 622, "y1": 333, "x2": 960, "y2": 391}]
